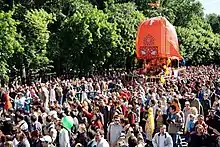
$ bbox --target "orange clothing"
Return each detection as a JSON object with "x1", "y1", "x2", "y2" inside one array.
[
  {"x1": 4, "y1": 93, "x2": 12, "y2": 110},
  {"x1": 173, "y1": 102, "x2": 181, "y2": 112}
]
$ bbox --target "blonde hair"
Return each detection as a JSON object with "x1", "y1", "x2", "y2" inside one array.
[
  {"x1": 4, "y1": 141, "x2": 13, "y2": 147},
  {"x1": 191, "y1": 107, "x2": 198, "y2": 116},
  {"x1": 75, "y1": 143, "x2": 83, "y2": 147}
]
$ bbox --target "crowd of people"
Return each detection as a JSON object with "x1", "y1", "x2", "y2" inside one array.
[{"x1": 0, "y1": 65, "x2": 219, "y2": 147}]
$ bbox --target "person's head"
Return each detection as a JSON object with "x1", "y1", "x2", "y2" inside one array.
[
  {"x1": 99, "y1": 99, "x2": 105, "y2": 106},
  {"x1": 93, "y1": 107, "x2": 100, "y2": 113},
  {"x1": 159, "y1": 125, "x2": 166, "y2": 134},
  {"x1": 15, "y1": 132, "x2": 26, "y2": 142},
  {"x1": 209, "y1": 109, "x2": 215, "y2": 117},
  {"x1": 5, "y1": 135, "x2": 13, "y2": 142},
  {"x1": 31, "y1": 130, "x2": 40, "y2": 140},
  {"x1": 169, "y1": 105, "x2": 176, "y2": 114},
  {"x1": 4, "y1": 141, "x2": 13, "y2": 147},
  {"x1": 128, "y1": 135, "x2": 138, "y2": 146},
  {"x1": 113, "y1": 115, "x2": 120, "y2": 124},
  {"x1": 196, "y1": 124, "x2": 205, "y2": 135},
  {"x1": 185, "y1": 101, "x2": 190, "y2": 108},
  {"x1": 121, "y1": 118, "x2": 129, "y2": 127},
  {"x1": 216, "y1": 103, "x2": 220, "y2": 109},
  {"x1": 172, "y1": 98, "x2": 180, "y2": 105},
  {"x1": 8, "y1": 108, "x2": 14, "y2": 115},
  {"x1": 150, "y1": 99, "x2": 156, "y2": 106},
  {"x1": 95, "y1": 129, "x2": 104, "y2": 142},
  {"x1": 158, "y1": 101, "x2": 162, "y2": 107},
  {"x1": 17, "y1": 114, "x2": 24, "y2": 122},
  {"x1": 46, "y1": 116, "x2": 52, "y2": 124},
  {"x1": 189, "y1": 114, "x2": 195, "y2": 121},
  {"x1": 18, "y1": 93, "x2": 23, "y2": 98},
  {"x1": 190, "y1": 93, "x2": 196, "y2": 100},
  {"x1": 56, "y1": 121, "x2": 62, "y2": 131},
  {"x1": 204, "y1": 94, "x2": 209, "y2": 100},
  {"x1": 78, "y1": 123, "x2": 87, "y2": 133},
  {"x1": 197, "y1": 115, "x2": 204, "y2": 123},
  {"x1": 167, "y1": 101, "x2": 171, "y2": 107},
  {"x1": 156, "y1": 109, "x2": 162, "y2": 116},
  {"x1": 148, "y1": 107, "x2": 153, "y2": 115},
  {"x1": 31, "y1": 115, "x2": 37, "y2": 122},
  {"x1": 127, "y1": 104, "x2": 133, "y2": 111},
  {"x1": 75, "y1": 143, "x2": 83, "y2": 147},
  {"x1": 40, "y1": 135, "x2": 52, "y2": 147},
  {"x1": 191, "y1": 107, "x2": 198, "y2": 116}
]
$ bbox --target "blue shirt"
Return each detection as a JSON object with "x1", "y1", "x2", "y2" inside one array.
[{"x1": 187, "y1": 120, "x2": 195, "y2": 132}]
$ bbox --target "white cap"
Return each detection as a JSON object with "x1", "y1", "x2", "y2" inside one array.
[
  {"x1": 40, "y1": 135, "x2": 52, "y2": 143},
  {"x1": 185, "y1": 101, "x2": 190, "y2": 105}
]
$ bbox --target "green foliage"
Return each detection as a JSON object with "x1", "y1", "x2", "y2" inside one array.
[
  {"x1": 21, "y1": 9, "x2": 54, "y2": 71},
  {"x1": 9, "y1": 8, "x2": 54, "y2": 80},
  {"x1": 0, "y1": 0, "x2": 219, "y2": 80},
  {"x1": 206, "y1": 13, "x2": 220, "y2": 34},
  {"x1": 177, "y1": 15, "x2": 220, "y2": 65},
  {"x1": 105, "y1": 2, "x2": 145, "y2": 67},
  {"x1": 161, "y1": 0, "x2": 204, "y2": 26},
  {"x1": 0, "y1": 11, "x2": 21, "y2": 81},
  {"x1": 56, "y1": 1, "x2": 119, "y2": 73}
]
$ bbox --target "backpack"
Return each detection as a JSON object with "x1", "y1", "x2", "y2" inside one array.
[
  {"x1": 43, "y1": 123, "x2": 53, "y2": 135},
  {"x1": 87, "y1": 140, "x2": 96, "y2": 147},
  {"x1": 178, "y1": 111, "x2": 184, "y2": 129}
]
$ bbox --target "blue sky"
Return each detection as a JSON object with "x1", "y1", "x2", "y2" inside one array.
[{"x1": 200, "y1": 0, "x2": 220, "y2": 14}]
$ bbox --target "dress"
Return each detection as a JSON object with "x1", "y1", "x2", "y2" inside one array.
[
  {"x1": 49, "y1": 88, "x2": 56, "y2": 102},
  {"x1": 145, "y1": 107, "x2": 155, "y2": 141}
]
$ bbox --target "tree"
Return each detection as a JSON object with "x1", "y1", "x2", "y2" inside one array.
[
  {"x1": 177, "y1": 15, "x2": 220, "y2": 65},
  {"x1": 56, "y1": 1, "x2": 119, "y2": 74},
  {"x1": 131, "y1": 0, "x2": 204, "y2": 26},
  {"x1": 207, "y1": 13, "x2": 220, "y2": 34},
  {"x1": 105, "y1": 2, "x2": 145, "y2": 68},
  {"x1": 0, "y1": 11, "x2": 22, "y2": 82},
  {"x1": 11, "y1": 9, "x2": 54, "y2": 82}
]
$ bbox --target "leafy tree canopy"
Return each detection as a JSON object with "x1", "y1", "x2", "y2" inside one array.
[{"x1": 0, "y1": 0, "x2": 219, "y2": 81}]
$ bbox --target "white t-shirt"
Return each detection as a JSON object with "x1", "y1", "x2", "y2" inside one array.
[
  {"x1": 15, "y1": 97, "x2": 26, "y2": 109},
  {"x1": 159, "y1": 134, "x2": 165, "y2": 147},
  {"x1": 96, "y1": 138, "x2": 110, "y2": 147},
  {"x1": 49, "y1": 88, "x2": 56, "y2": 102},
  {"x1": 59, "y1": 128, "x2": 70, "y2": 147},
  {"x1": 17, "y1": 120, "x2": 28, "y2": 131},
  {"x1": 13, "y1": 138, "x2": 19, "y2": 147}
]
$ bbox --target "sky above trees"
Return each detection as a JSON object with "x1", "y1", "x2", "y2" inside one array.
[{"x1": 200, "y1": 0, "x2": 220, "y2": 14}]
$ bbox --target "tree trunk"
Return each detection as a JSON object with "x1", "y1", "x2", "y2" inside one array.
[{"x1": 21, "y1": 64, "x2": 26, "y2": 84}]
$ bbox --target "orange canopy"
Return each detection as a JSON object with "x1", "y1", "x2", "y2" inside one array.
[{"x1": 136, "y1": 17, "x2": 183, "y2": 60}]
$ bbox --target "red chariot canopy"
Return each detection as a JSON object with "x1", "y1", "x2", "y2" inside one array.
[{"x1": 136, "y1": 17, "x2": 183, "y2": 60}]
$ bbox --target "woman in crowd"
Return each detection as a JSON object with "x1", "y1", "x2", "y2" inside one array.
[{"x1": 188, "y1": 124, "x2": 210, "y2": 147}]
